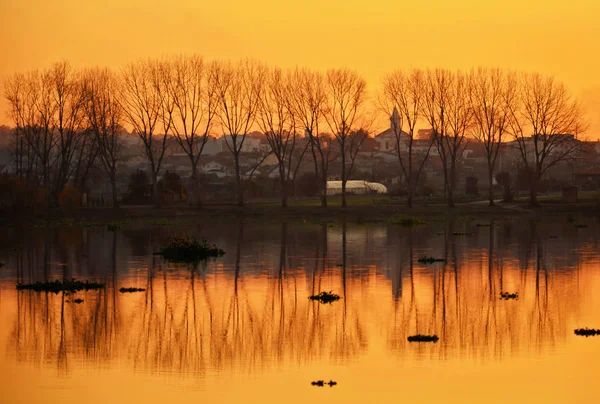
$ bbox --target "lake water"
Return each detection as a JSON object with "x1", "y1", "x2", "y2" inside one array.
[{"x1": 1, "y1": 216, "x2": 600, "y2": 403}]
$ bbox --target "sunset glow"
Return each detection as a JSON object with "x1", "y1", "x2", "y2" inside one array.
[{"x1": 1, "y1": 0, "x2": 599, "y2": 135}]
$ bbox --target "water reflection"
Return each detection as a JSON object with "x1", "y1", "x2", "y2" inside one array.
[{"x1": 1, "y1": 217, "x2": 597, "y2": 376}]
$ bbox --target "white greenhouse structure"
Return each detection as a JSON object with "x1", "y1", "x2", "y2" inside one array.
[{"x1": 326, "y1": 180, "x2": 388, "y2": 196}]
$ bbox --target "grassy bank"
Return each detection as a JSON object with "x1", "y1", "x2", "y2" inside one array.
[{"x1": 1, "y1": 196, "x2": 598, "y2": 229}]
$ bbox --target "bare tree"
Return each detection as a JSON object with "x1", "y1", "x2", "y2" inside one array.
[
  {"x1": 120, "y1": 60, "x2": 170, "y2": 207},
  {"x1": 5, "y1": 65, "x2": 90, "y2": 199},
  {"x1": 468, "y1": 68, "x2": 517, "y2": 206},
  {"x1": 4, "y1": 70, "x2": 57, "y2": 191},
  {"x1": 4, "y1": 72, "x2": 30, "y2": 181},
  {"x1": 257, "y1": 67, "x2": 298, "y2": 207},
  {"x1": 165, "y1": 55, "x2": 219, "y2": 204},
  {"x1": 48, "y1": 61, "x2": 87, "y2": 198},
  {"x1": 423, "y1": 69, "x2": 471, "y2": 207},
  {"x1": 507, "y1": 73, "x2": 587, "y2": 206},
  {"x1": 83, "y1": 68, "x2": 124, "y2": 208},
  {"x1": 323, "y1": 68, "x2": 368, "y2": 207},
  {"x1": 380, "y1": 69, "x2": 434, "y2": 207},
  {"x1": 214, "y1": 60, "x2": 265, "y2": 206},
  {"x1": 289, "y1": 68, "x2": 332, "y2": 207}
]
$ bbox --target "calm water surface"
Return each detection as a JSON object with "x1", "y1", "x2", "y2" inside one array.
[{"x1": 1, "y1": 217, "x2": 600, "y2": 403}]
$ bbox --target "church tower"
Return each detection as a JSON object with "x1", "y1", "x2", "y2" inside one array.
[{"x1": 390, "y1": 107, "x2": 401, "y2": 132}]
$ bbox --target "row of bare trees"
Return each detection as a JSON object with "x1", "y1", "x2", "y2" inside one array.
[
  {"x1": 4, "y1": 59, "x2": 588, "y2": 210},
  {"x1": 4, "y1": 58, "x2": 372, "y2": 209},
  {"x1": 381, "y1": 68, "x2": 587, "y2": 207}
]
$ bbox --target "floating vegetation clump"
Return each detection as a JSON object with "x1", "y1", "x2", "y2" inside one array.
[
  {"x1": 119, "y1": 287, "x2": 146, "y2": 293},
  {"x1": 418, "y1": 256, "x2": 445, "y2": 264},
  {"x1": 311, "y1": 380, "x2": 337, "y2": 387},
  {"x1": 309, "y1": 291, "x2": 341, "y2": 304},
  {"x1": 408, "y1": 334, "x2": 439, "y2": 343},
  {"x1": 390, "y1": 216, "x2": 426, "y2": 228},
  {"x1": 107, "y1": 221, "x2": 125, "y2": 232},
  {"x1": 574, "y1": 328, "x2": 600, "y2": 337},
  {"x1": 156, "y1": 237, "x2": 225, "y2": 263},
  {"x1": 72, "y1": 298, "x2": 84, "y2": 304},
  {"x1": 16, "y1": 279, "x2": 105, "y2": 293},
  {"x1": 151, "y1": 218, "x2": 172, "y2": 226},
  {"x1": 500, "y1": 292, "x2": 519, "y2": 300}
]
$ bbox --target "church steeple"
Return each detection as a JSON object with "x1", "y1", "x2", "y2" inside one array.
[{"x1": 390, "y1": 107, "x2": 401, "y2": 131}]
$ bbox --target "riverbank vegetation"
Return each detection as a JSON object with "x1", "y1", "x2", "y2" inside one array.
[{"x1": 16, "y1": 279, "x2": 105, "y2": 293}]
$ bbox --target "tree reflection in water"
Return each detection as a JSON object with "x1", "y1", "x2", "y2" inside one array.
[{"x1": 1, "y1": 218, "x2": 588, "y2": 375}]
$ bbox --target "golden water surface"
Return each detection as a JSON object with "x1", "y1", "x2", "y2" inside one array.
[{"x1": 1, "y1": 218, "x2": 599, "y2": 403}]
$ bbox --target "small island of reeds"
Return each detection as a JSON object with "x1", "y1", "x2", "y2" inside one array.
[
  {"x1": 574, "y1": 328, "x2": 600, "y2": 337},
  {"x1": 418, "y1": 256, "x2": 445, "y2": 264},
  {"x1": 309, "y1": 291, "x2": 341, "y2": 304},
  {"x1": 119, "y1": 287, "x2": 146, "y2": 293},
  {"x1": 156, "y1": 237, "x2": 225, "y2": 263},
  {"x1": 390, "y1": 216, "x2": 426, "y2": 228},
  {"x1": 500, "y1": 292, "x2": 519, "y2": 300},
  {"x1": 16, "y1": 278, "x2": 105, "y2": 293},
  {"x1": 408, "y1": 334, "x2": 439, "y2": 342},
  {"x1": 311, "y1": 380, "x2": 337, "y2": 387}
]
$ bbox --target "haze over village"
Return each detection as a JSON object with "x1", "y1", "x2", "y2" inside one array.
[
  {"x1": 2, "y1": 2, "x2": 600, "y2": 404},
  {"x1": 0, "y1": 59, "x2": 596, "y2": 209}
]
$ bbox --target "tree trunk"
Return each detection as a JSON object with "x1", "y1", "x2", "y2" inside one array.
[
  {"x1": 529, "y1": 171, "x2": 539, "y2": 207},
  {"x1": 279, "y1": 163, "x2": 287, "y2": 208},
  {"x1": 110, "y1": 173, "x2": 119, "y2": 209},
  {"x1": 447, "y1": 162, "x2": 456, "y2": 208},
  {"x1": 151, "y1": 173, "x2": 160, "y2": 208},
  {"x1": 341, "y1": 148, "x2": 347, "y2": 208},
  {"x1": 280, "y1": 177, "x2": 287, "y2": 208},
  {"x1": 189, "y1": 161, "x2": 202, "y2": 206},
  {"x1": 321, "y1": 175, "x2": 328, "y2": 208},
  {"x1": 234, "y1": 153, "x2": 244, "y2": 207},
  {"x1": 407, "y1": 146, "x2": 413, "y2": 208},
  {"x1": 488, "y1": 167, "x2": 495, "y2": 207},
  {"x1": 406, "y1": 170, "x2": 414, "y2": 208},
  {"x1": 447, "y1": 187, "x2": 455, "y2": 208}
]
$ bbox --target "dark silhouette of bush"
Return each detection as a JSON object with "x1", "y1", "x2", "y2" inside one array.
[
  {"x1": 16, "y1": 279, "x2": 105, "y2": 293},
  {"x1": 408, "y1": 334, "x2": 439, "y2": 342},
  {"x1": 156, "y1": 237, "x2": 225, "y2": 263},
  {"x1": 123, "y1": 169, "x2": 151, "y2": 204},
  {"x1": 308, "y1": 291, "x2": 341, "y2": 304}
]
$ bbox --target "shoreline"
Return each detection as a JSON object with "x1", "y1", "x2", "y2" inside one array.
[{"x1": 2, "y1": 200, "x2": 599, "y2": 226}]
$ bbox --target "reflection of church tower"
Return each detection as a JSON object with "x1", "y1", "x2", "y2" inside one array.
[{"x1": 390, "y1": 106, "x2": 401, "y2": 131}]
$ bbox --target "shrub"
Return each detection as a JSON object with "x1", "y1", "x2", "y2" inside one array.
[{"x1": 58, "y1": 185, "x2": 82, "y2": 212}]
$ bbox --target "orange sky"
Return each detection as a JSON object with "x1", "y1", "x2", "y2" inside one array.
[{"x1": 1, "y1": 0, "x2": 599, "y2": 136}]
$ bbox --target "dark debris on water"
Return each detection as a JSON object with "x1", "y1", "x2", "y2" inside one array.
[
  {"x1": 408, "y1": 334, "x2": 439, "y2": 342},
  {"x1": 309, "y1": 291, "x2": 341, "y2": 304},
  {"x1": 156, "y1": 237, "x2": 225, "y2": 263},
  {"x1": 311, "y1": 380, "x2": 337, "y2": 387},
  {"x1": 418, "y1": 256, "x2": 445, "y2": 264},
  {"x1": 574, "y1": 328, "x2": 600, "y2": 337},
  {"x1": 16, "y1": 279, "x2": 105, "y2": 293},
  {"x1": 500, "y1": 292, "x2": 519, "y2": 300},
  {"x1": 119, "y1": 287, "x2": 146, "y2": 293}
]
